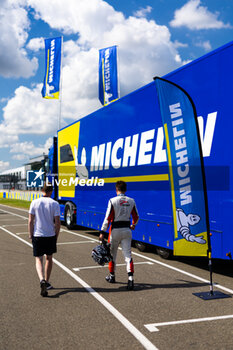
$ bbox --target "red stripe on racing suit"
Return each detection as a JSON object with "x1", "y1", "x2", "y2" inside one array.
[{"x1": 101, "y1": 194, "x2": 139, "y2": 275}]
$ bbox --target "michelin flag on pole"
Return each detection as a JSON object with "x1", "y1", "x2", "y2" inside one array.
[
  {"x1": 154, "y1": 77, "x2": 211, "y2": 257},
  {"x1": 99, "y1": 45, "x2": 119, "y2": 106},
  {"x1": 41, "y1": 37, "x2": 62, "y2": 99}
]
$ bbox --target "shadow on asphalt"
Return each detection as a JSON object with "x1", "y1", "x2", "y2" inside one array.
[
  {"x1": 46, "y1": 280, "x2": 208, "y2": 298},
  {"x1": 63, "y1": 225, "x2": 233, "y2": 278},
  {"x1": 175, "y1": 256, "x2": 233, "y2": 278}
]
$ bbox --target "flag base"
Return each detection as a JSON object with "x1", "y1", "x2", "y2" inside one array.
[{"x1": 193, "y1": 291, "x2": 231, "y2": 300}]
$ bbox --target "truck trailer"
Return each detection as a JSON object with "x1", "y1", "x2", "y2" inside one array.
[{"x1": 46, "y1": 40, "x2": 233, "y2": 260}]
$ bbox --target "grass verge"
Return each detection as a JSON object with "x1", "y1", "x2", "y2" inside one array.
[{"x1": 0, "y1": 198, "x2": 30, "y2": 210}]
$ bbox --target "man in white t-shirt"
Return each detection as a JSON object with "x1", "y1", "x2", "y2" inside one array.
[{"x1": 28, "y1": 184, "x2": 60, "y2": 297}]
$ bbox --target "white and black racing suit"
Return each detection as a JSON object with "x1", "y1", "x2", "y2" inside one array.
[{"x1": 101, "y1": 193, "x2": 139, "y2": 276}]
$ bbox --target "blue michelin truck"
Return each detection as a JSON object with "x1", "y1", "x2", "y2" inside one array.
[{"x1": 46, "y1": 40, "x2": 233, "y2": 260}]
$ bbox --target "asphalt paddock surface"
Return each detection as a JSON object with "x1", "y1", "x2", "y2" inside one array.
[{"x1": 0, "y1": 204, "x2": 233, "y2": 350}]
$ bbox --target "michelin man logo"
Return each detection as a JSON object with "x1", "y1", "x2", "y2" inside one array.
[
  {"x1": 45, "y1": 83, "x2": 55, "y2": 98},
  {"x1": 74, "y1": 147, "x2": 89, "y2": 179},
  {"x1": 176, "y1": 208, "x2": 206, "y2": 244},
  {"x1": 104, "y1": 92, "x2": 113, "y2": 104}
]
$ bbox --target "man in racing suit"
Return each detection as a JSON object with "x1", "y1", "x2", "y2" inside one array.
[{"x1": 99, "y1": 181, "x2": 139, "y2": 290}]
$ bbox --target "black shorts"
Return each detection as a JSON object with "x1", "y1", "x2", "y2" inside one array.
[{"x1": 32, "y1": 236, "x2": 57, "y2": 257}]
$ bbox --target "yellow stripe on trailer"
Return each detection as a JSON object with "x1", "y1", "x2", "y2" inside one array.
[{"x1": 102, "y1": 174, "x2": 169, "y2": 183}]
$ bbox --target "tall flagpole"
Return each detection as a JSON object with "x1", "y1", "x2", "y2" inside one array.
[
  {"x1": 117, "y1": 45, "x2": 120, "y2": 99},
  {"x1": 58, "y1": 36, "x2": 63, "y2": 131}
]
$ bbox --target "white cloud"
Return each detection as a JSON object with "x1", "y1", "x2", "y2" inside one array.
[
  {"x1": 2, "y1": 85, "x2": 61, "y2": 135},
  {"x1": 44, "y1": 137, "x2": 53, "y2": 154},
  {"x1": 11, "y1": 154, "x2": 27, "y2": 161},
  {"x1": 27, "y1": 37, "x2": 44, "y2": 52},
  {"x1": 10, "y1": 137, "x2": 53, "y2": 159},
  {"x1": 0, "y1": 97, "x2": 9, "y2": 103},
  {"x1": 195, "y1": 40, "x2": 212, "y2": 51},
  {"x1": 0, "y1": 160, "x2": 10, "y2": 172},
  {"x1": 28, "y1": 0, "x2": 125, "y2": 42},
  {"x1": 133, "y1": 6, "x2": 152, "y2": 18},
  {"x1": 0, "y1": 0, "x2": 184, "y2": 152},
  {"x1": 0, "y1": 124, "x2": 19, "y2": 148},
  {"x1": 173, "y1": 40, "x2": 188, "y2": 49},
  {"x1": 27, "y1": 0, "x2": 182, "y2": 98},
  {"x1": 0, "y1": 0, "x2": 38, "y2": 78},
  {"x1": 170, "y1": 0, "x2": 231, "y2": 30}
]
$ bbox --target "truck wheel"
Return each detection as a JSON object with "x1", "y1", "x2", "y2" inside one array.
[
  {"x1": 65, "y1": 205, "x2": 75, "y2": 229},
  {"x1": 156, "y1": 247, "x2": 172, "y2": 259},
  {"x1": 135, "y1": 241, "x2": 146, "y2": 252}
]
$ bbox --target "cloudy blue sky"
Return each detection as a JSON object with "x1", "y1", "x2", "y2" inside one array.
[{"x1": 0, "y1": 0, "x2": 232, "y2": 171}]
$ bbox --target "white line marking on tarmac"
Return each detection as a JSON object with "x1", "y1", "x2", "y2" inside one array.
[
  {"x1": 61, "y1": 228, "x2": 100, "y2": 242},
  {"x1": 2, "y1": 224, "x2": 28, "y2": 227},
  {"x1": 144, "y1": 314, "x2": 233, "y2": 332},
  {"x1": 0, "y1": 220, "x2": 25, "y2": 224},
  {"x1": 131, "y1": 250, "x2": 233, "y2": 295},
  {"x1": 73, "y1": 261, "x2": 154, "y2": 271},
  {"x1": 16, "y1": 232, "x2": 28, "y2": 235},
  {"x1": 1, "y1": 226, "x2": 32, "y2": 248},
  {"x1": 0, "y1": 225, "x2": 158, "y2": 350},
  {"x1": 57, "y1": 240, "x2": 96, "y2": 245},
  {"x1": 58, "y1": 228, "x2": 233, "y2": 295},
  {"x1": 0, "y1": 208, "x2": 27, "y2": 220},
  {"x1": 0, "y1": 204, "x2": 30, "y2": 212},
  {"x1": 1, "y1": 206, "x2": 233, "y2": 295}
]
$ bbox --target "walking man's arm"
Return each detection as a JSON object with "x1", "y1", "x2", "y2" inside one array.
[
  {"x1": 130, "y1": 203, "x2": 139, "y2": 230},
  {"x1": 28, "y1": 213, "x2": 35, "y2": 239},
  {"x1": 54, "y1": 216, "x2": 61, "y2": 239}
]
